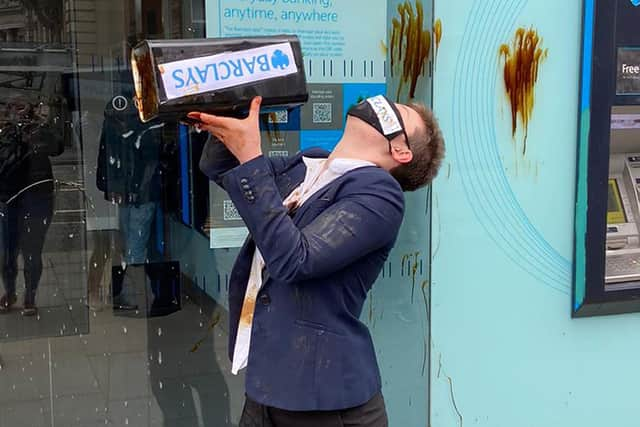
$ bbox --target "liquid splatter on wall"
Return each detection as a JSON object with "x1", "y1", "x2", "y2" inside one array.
[
  {"x1": 434, "y1": 18, "x2": 442, "y2": 57},
  {"x1": 390, "y1": 0, "x2": 432, "y2": 101},
  {"x1": 499, "y1": 28, "x2": 547, "y2": 155}
]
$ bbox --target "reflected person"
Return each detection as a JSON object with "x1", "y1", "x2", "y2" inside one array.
[
  {"x1": 148, "y1": 299, "x2": 232, "y2": 426},
  {"x1": 95, "y1": 88, "x2": 166, "y2": 310},
  {"x1": 0, "y1": 96, "x2": 64, "y2": 316}
]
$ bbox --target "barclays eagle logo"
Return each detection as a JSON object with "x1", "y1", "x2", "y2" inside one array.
[
  {"x1": 631, "y1": 0, "x2": 640, "y2": 6},
  {"x1": 271, "y1": 50, "x2": 290, "y2": 70}
]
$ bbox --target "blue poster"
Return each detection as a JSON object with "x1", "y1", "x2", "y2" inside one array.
[
  {"x1": 206, "y1": 0, "x2": 387, "y2": 150},
  {"x1": 207, "y1": 0, "x2": 386, "y2": 84}
]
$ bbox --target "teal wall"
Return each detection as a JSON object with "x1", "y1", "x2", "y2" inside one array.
[{"x1": 431, "y1": 0, "x2": 640, "y2": 426}]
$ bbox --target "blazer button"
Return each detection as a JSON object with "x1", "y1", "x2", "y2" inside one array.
[
  {"x1": 242, "y1": 184, "x2": 251, "y2": 191},
  {"x1": 259, "y1": 293, "x2": 271, "y2": 306}
]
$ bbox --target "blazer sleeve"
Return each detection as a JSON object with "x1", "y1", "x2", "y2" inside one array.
[
  {"x1": 220, "y1": 155, "x2": 404, "y2": 283},
  {"x1": 198, "y1": 136, "x2": 306, "y2": 190},
  {"x1": 198, "y1": 135, "x2": 241, "y2": 189}
]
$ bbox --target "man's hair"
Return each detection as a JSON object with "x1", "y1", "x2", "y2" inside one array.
[{"x1": 390, "y1": 103, "x2": 445, "y2": 192}]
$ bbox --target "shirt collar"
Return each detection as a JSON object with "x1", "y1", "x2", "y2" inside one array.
[{"x1": 302, "y1": 156, "x2": 376, "y2": 176}]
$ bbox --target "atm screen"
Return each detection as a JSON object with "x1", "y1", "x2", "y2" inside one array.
[{"x1": 608, "y1": 179, "x2": 627, "y2": 224}]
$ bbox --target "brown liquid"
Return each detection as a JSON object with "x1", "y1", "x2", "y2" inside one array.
[
  {"x1": 239, "y1": 296, "x2": 256, "y2": 327},
  {"x1": 434, "y1": 18, "x2": 442, "y2": 57},
  {"x1": 390, "y1": 0, "x2": 431, "y2": 101},
  {"x1": 380, "y1": 40, "x2": 388, "y2": 57},
  {"x1": 262, "y1": 112, "x2": 283, "y2": 144},
  {"x1": 499, "y1": 28, "x2": 547, "y2": 155},
  {"x1": 190, "y1": 312, "x2": 222, "y2": 353},
  {"x1": 132, "y1": 49, "x2": 160, "y2": 123}
]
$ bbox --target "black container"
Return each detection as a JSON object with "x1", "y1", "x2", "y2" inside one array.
[{"x1": 131, "y1": 35, "x2": 308, "y2": 123}]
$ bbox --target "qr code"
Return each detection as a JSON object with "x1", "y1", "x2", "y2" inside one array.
[
  {"x1": 312, "y1": 102, "x2": 332, "y2": 124},
  {"x1": 268, "y1": 110, "x2": 288, "y2": 124},
  {"x1": 269, "y1": 150, "x2": 289, "y2": 158},
  {"x1": 223, "y1": 200, "x2": 241, "y2": 221}
]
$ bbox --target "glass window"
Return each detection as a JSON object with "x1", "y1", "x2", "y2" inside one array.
[{"x1": 1, "y1": 1, "x2": 434, "y2": 425}]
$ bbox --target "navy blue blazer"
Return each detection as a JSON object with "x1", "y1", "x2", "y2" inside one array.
[{"x1": 199, "y1": 140, "x2": 405, "y2": 411}]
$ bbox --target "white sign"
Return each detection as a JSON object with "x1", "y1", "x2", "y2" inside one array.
[
  {"x1": 112, "y1": 95, "x2": 128, "y2": 111},
  {"x1": 210, "y1": 227, "x2": 250, "y2": 249},
  {"x1": 367, "y1": 95, "x2": 403, "y2": 136},
  {"x1": 159, "y1": 42, "x2": 298, "y2": 100}
]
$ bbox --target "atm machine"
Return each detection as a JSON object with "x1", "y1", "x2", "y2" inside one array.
[{"x1": 605, "y1": 154, "x2": 640, "y2": 287}]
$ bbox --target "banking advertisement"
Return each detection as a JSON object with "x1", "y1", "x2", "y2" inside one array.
[
  {"x1": 204, "y1": 0, "x2": 387, "y2": 248},
  {"x1": 617, "y1": 47, "x2": 640, "y2": 96}
]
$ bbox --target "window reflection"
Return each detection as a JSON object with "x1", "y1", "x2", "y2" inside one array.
[
  {"x1": 0, "y1": 95, "x2": 62, "y2": 316},
  {"x1": 0, "y1": 0, "x2": 435, "y2": 424},
  {"x1": 0, "y1": 51, "x2": 82, "y2": 336},
  {"x1": 1, "y1": 0, "x2": 239, "y2": 426}
]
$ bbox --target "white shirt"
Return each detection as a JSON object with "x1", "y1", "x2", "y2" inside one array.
[{"x1": 231, "y1": 156, "x2": 375, "y2": 374}]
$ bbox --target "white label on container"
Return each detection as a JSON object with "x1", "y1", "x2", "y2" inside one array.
[
  {"x1": 159, "y1": 42, "x2": 298, "y2": 101},
  {"x1": 366, "y1": 95, "x2": 403, "y2": 136}
]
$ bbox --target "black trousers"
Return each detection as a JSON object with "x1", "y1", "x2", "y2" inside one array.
[
  {"x1": 239, "y1": 393, "x2": 388, "y2": 427},
  {"x1": 0, "y1": 191, "x2": 53, "y2": 299}
]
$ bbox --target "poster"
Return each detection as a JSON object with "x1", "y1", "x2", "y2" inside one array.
[
  {"x1": 617, "y1": 47, "x2": 640, "y2": 96},
  {"x1": 207, "y1": 0, "x2": 386, "y2": 83},
  {"x1": 205, "y1": 0, "x2": 387, "y2": 248}
]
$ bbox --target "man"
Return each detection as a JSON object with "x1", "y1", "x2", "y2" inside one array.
[
  {"x1": 94, "y1": 83, "x2": 167, "y2": 311},
  {"x1": 191, "y1": 94, "x2": 444, "y2": 427}
]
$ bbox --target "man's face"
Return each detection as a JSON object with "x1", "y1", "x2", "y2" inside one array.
[
  {"x1": 35, "y1": 103, "x2": 51, "y2": 121},
  {"x1": 391, "y1": 103, "x2": 423, "y2": 151},
  {"x1": 346, "y1": 95, "x2": 406, "y2": 145},
  {"x1": 345, "y1": 95, "x2": 424, "y2": 157}
]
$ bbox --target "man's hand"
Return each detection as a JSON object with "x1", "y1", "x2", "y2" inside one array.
[{"x1": 187, "y1": 96, "x2": 263, "y2": 164}]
